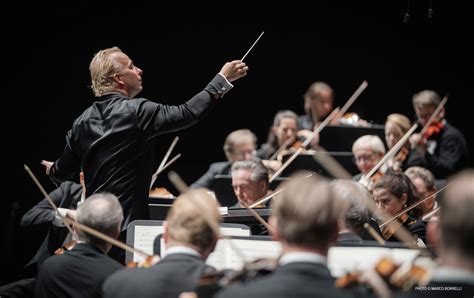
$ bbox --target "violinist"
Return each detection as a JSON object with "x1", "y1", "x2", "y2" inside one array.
[
  {"x1": 34, "y1": 193, "x2": 124, "y2": 298},
  {"x1": 102, "y1": 189, "x2": 221, "y2": 298},
  {"x1": 351, "y1": 135, "x2": 386, "y2": 183},
  {"x1": 298, "y1": 81, "x2": 335, "y2": 131},
  {"x1": 0, "y1": 181, "x2": 82, "y2": 297},
  {"x1": 372, "y1": 173, "x2": 426, "y2": 244},
  {"x1": 257, "y1": 110, "x2": 300, "y2": 161},
  {"x1": 215, "y1": 173, "x2": 356, "y2": 298},
  {"x1": 384, "y1": 113, "x2": 425, "y2": 172},
  {"x1": 400, "y1": 170, "x2": 474, "y2": 297},
  {"x1": 404, "y1": 167, "x2": 438, "y2": 220},
  {"x1": 408, "y1": 90, "x2": 468, "y2": 179}
]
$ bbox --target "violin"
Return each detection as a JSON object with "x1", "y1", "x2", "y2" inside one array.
[
  {"x1": 196, "y1": 258, "x2": 277, "y2": 297},
  {"x1": 336, "y1": 255, "x2": 434, "y2": 294},
  {"x1": 422, "y1": 121, "x2": 444, "y2": 140},
  {"x1": 381, "y1": 213, "x2": 409, "y2": 241},
  {"x1": 389, "y1": 147, "x2": 410, "y2": 173},
  {"x1": 149, "y1": 187, "x2": 175, "y2": 198},
  {"x1": 126, "y1": 255, "x2": 161, "y2": 268}
]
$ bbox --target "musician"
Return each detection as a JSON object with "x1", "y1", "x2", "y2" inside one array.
[
  {"x1": 34, "y1": 193, "x2": 123, "y2": 298},
  {"x1": 408, "y1": 90, "x2": 468, "y2": 179},
  {"x1": 102, "y1": 189, "x2": 221, "y2": 298},
  {"x1": 257, "y1": 110, "x2": 300, "y2": 160},
  {"x1": 404, "y1": 166, "x2": 438, "y2": 219},
  {"x1": 191, "y1": 129, "x2": 257, "y2": 189},
  {"x1": 400, "y1": 170, "x2": 474, "y2": 297},
  {"x1": 330, "y1": 179, "x2": 382, "y2": 245},
  {"x1": 42, "y1": 46, "x2": 248, "y2": 234},
  {"x1": 351, "y1": 135, "x2": 386, "y2": 181},
  {"x1": 297, "y1": 81, "x2": 334, "y2": 130},
  {"x1": 0, "y1": 181, "x2": 82, "y2": 297},
  {"x1": 216, "y1": 173, "x2": 356, "y2": 298},
  {"x1": 372, "y1": 173, "x2": 426, "y2": 244},
  {"x1": 230, "y1": 159, "x2": 269, "y2": 209},
  {"x1": 384, "y1": 113, "x2": 425, "y2": 172}
]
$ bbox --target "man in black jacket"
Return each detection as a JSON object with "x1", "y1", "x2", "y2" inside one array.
[
  {"x1": 42, "y1": 46, "x2": 248, "y2": 232},
  {"x1": 34, "y1": 193, "x2": 124, "y2": 298},
  {"x1": 102, "y1": 189, "x2": 221, "y2": 298},
  {"x1": 409, "y1": 90, "x2": 469, "y2": 179},
  {"x1": 0, "y1": 181, "x2": 82, "y2": 297},
  {"x1": 216, "y1": 173, "x2": 355, "y2": 298}
]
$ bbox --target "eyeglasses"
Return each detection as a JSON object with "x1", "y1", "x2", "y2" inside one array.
[{"x1": 353, "y1": 154, "x2": 375, "y2": 164}]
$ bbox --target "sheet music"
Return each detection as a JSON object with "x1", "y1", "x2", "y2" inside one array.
[
  {"x1": 220, "y1": 238, "x2": 282, "y2": 271},
  {"x1": 133, "y1": 225, "x2": 164, "y2": 262}
]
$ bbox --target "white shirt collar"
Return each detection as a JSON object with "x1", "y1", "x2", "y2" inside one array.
[
  {"x1": 432, "y1": 266, "x2": 474, "y2": 285},
  {"x1": 166, "y1": 246, "x2": 202, "y2": 258},
  {"x1": 279, "y1": 252, "x2": 327, "y2": 266}
]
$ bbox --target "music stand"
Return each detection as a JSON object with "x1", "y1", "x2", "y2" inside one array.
[{"x1": 319, "y1": 124, "x2": 385, "y2": 152}]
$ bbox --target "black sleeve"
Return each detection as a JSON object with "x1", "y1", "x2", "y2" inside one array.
[
  {"x1": 136, "y1": 74, "x2": 231, "y2": 138},
  {"x1": 50, "y1": 129, "x2": 81, "y2": 182},
  {"x1": 426, "y1": 133, "x2": 466, "y2": 177},
  {"x1": 20, "y1": 186, "x2": 64, "y2": 231}
]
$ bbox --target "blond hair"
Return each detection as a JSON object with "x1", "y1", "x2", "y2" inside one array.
[
  {"x1": 386, "y1": 113, "x2": 411, "y2": 134},
  {"x1": 166, "y1": 189, "x2": 221, "y2": 251},
  {"x1": 272, "y1": 172, "x2": 342, "y2": 247},
  {"x1": 89, "y1": 47, "x2": 123, "y2": 97}
]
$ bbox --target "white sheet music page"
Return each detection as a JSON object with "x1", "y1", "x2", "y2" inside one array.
[{"x1": 133, "y1": 225, "x2": 164, "y2": 262}]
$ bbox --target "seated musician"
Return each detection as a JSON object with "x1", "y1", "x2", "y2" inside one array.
[
  {"x1": 230, "y1": 159, "x2": 270, "y2": 209},
  {"x1": 258, "y1": 110, "x2": 300, "y2": 160},
  {"x1": 0, "y1": 181, "x2": 82, "y2": 297},
  {"x1": 102, "y1": 189, "x2": 220, "y2": 298},
  {"x1": 351, "y1": 135, "x2": 386, "y2": 182},
  {"x1": 215, "y1": 172, "x2": 357, "y2": 298},
  {"x1": 34, "y1": 193, "x2": 123, "y2": 298},
  {"x1": 384, "y1": 113, "x2": 425, "y2": 172},
  {"x1": 330, "y1": 179, "x2": 382, "y2": 245},
  {"x1": 372, "y1": 172, "x2": 426, "y2": 244},
  {"x1": 297, "y1": 81, "x2": 335, "y2": 130},
  {"x1": 404, "y1": 166, "x2": 438, "y2": 220},
  {"x1": 408, "y1": 90, "x2": 468, "y2": 179},
  {"x1": 190, "y1": 129, "x2": 257, "y2": 189},
  {"x1": 400, "y1": 170, "x2": 474, "y2": 298},
  {"x1": 258, "y1": 110, "x2": 318, "y2": 166}
]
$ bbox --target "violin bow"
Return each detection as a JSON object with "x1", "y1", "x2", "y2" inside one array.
[
  {"x1": 362, "y1": 123, "x2": 418, "y2": 183},
  {"x1": 150, "y1": 153, "x2": 181, "y2": 190},
  {"x1": 332, "y1": 81, "x2": 368, "y2": 124},
  {"x1": 25, "y1": 165, "x2": 153, "y2": 259},
  {"x1": 269, "y1": 107, "x2": 341, "y2": 182},
  {"x1": 418, "y1": 95, "x2": 448, "y2": 138},
  {"x1": 380, "y1": 186, "x2": 447, "y2": 228},
  {"x1": 150, "y1": 137, "x2": 179, "y2": 189},
  {"x1": 24, "y1": 164, "x2": 75, "y2": 236}
]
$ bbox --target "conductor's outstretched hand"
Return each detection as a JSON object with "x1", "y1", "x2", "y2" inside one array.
[{"x1": 219, "y1": 60, "x2": 248, "y2": 82}]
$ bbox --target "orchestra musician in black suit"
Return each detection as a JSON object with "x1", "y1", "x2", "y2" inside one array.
[
  {"x1": 34, "y1": 193, "x2": 124, "y2": 298},
  {"x1": 215, "y1": 173, "x2": 357, "y2": 298},
  {"x1": 102, "y1": 189, "x2": 221, "y2": 298}
]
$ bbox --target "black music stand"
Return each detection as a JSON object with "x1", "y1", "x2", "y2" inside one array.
[
  {"x1": 319, "y1": 124, "x2": 385, "y2": 152},
  {"x1": 280, "y1": 151, "x2": 359, "y2": 177}
]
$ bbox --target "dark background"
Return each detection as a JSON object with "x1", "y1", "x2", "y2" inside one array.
[{"x1": 2, "y1": 2, "x2": 472, "y2": 284}]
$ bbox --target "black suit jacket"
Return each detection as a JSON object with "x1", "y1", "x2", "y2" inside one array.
[
  {"x1": 190, "y1": 161, "x2": 231, "y2": 189},
  {"x1": 34, "y1": 243, "x2": 122, "y2": 298},
  {"x1": 215, "y1": 262, "x2": 357, "y2": 298},
  {"x1": 50, "y1": 75, "x2": 231, "y2": 230},
  {"x1": 21, "y1": 181, "x2": 82, "y2": 275},
  {"x1": 410, "y1": 122, "x2": 469, "y2": 179},
  {"x1": 102, "y1": 253, "x2": 213, "y2": 298}
]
